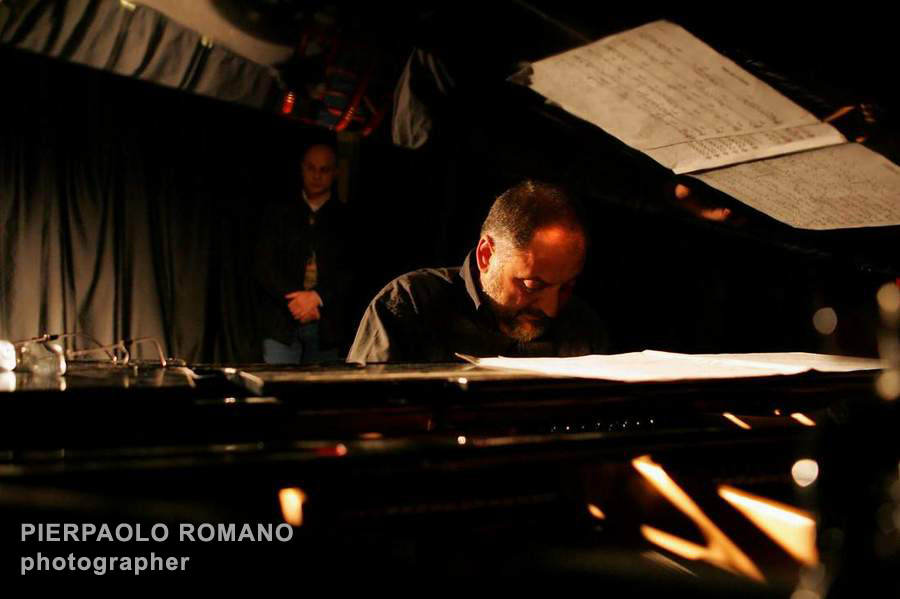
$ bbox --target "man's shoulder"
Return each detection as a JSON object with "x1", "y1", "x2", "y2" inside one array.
[
  {"x1": 262, "y1": 200, "x2": 302, "y2": 221},
  {"x1": 372, "y1": 266, "x2": 461, "y2": 314},
  {"x1": 378, "y1": 266, "x2": 460, "y2": 296}
]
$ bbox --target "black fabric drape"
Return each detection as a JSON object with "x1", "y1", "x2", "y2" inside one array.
[
  {"x1": 0, "y1": 0, "x2": 281, "y2": 111},
  {"x1": 0, "y1": 46, "x2": 302, "y2": 362}
]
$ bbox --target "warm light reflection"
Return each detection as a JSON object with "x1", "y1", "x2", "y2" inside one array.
[
  {"x1": 632, "y1": 455, "x2": 764, "y2": 581},
  {"x1": 642, "y1": 525, "x2": 706, "y2": 559},
  {"x1": 877, "y1": 282, "x2": 900, "y2": 315},
  {"x1": 722, "y1": 412, "x2": 751, "y2": 430},
  {"x1": 315, "y1": 443, "x2": 349, "y2": 457},
  {"x1": 791, "y1": 413, "x2": 816, "y2": 427},
  {"x1": 641, "y1": 550, "x2": 698, "y2": 577},
  {"x1": 0, "y1": 340, "x2": 15, "y2": 372},
  {"x1": 360, "y1": 432, "x2": 383, "y2": 440},
  {"x1": 278, "y1": 487, "x2": 307, "y2": 527},
  {"x1": 812, "y1": 307, "x2": 838, "y2": 335},
  {"x1": 719, "y1": 485, "x2": 818, "y2": 566},
  {"x1": 791, "y1": 459, "x2": 819, "y2": 487},
  {"x1": 281, "y1": 91, "x2": 296, "y2": 114},
  {"x1": 588, "y1": 503, "x2": 606, "y2": 520},
  {"x1": 876, "y1": 370, "x2": 900, "y2": 401},
  {"x1": 823, "y1": 105, "x2": 855, "y2": 123},
  {"x1": 0, "y1": 372, "x2": 15, "y2": 392}
]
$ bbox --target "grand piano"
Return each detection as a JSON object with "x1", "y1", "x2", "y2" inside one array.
[
  {"x1": 1, "y1": 0, "x2": 899, "y2": 592},
  {"x1": 2, "y1": 359, "x2": 897, "y2": 592}
]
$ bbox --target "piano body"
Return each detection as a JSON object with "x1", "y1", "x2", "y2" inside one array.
[{"x1": 2, "y1": 361, "x2": 897, "y2": 593}]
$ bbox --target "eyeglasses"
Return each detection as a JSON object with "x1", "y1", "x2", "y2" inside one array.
[
  {"x1": 11, "y1": 333, "x2": 183, "y2": 373},
  {"x1": 18, "y1": 333, "x2": 127, "y2": 364},
  {"x1": 11, "y1": 338, "x2": 67, "y2": 376},
  {"x1": 120, "y1": 337, "x2": 173, "y2": 368}
]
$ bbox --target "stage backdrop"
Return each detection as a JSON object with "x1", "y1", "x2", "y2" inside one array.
[{"x1": 0, "y1": 46, "x2": 310, "y2": 362}]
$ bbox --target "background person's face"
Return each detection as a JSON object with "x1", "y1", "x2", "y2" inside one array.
[
  {"x1": 481, "y1": 225, "x2": 586, "y2": 342},
  {"x1": 301, "y1": 146, "x2": 337, "y2": 197}
]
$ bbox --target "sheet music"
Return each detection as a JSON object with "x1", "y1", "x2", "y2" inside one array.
[
  {"x1": 527, "y1": 20, "x2": 845, "y2": 173},
  {"x1": 690, "y1": 143, "x2": 900, "y2": 229},
  {"x1": 694, "y1": 352, "x2": 883, "y2": 372},
  {"x1": 648, "y1": 123, "x2": 844, "y2": 174},
  {"x1": 461, "y1": 350, "x2": 881, "y2": 383}
]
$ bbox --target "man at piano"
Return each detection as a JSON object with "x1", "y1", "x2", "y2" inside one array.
[{"x1": 347, "y1": 180, "x2": 608, "y2": 363}]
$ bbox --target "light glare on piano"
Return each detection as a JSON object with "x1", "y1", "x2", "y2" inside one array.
[
  {"x1": 587, "y1": 503, "x2": 606, "y2": 520},
  {"x1": 278, "y1": 488, "x2": 306, "y2": 527},
  {"x1": 875, "y1": 370, "x2": 900, "y2": 401},
  {"x1": 719, "y1": 484, "x2": 819, "y2": 566},
  {"x1": 722, "y1": 412, "x2": 751, "y2": 430},
  {"x1": 633, "y1": 455, "x2": 764, "y2": 581},
  {"x1": 877, "y1": 283, "x2": 900, "y2": 315},
  {"x1": 812, "y1": 307, "x2": 838, "y2": 335},
  {"x1": 791, "y1": 459, "x2": 820, "y2": 487},
  {"x1": 791, "y1": 413, "x2": 817, "y2": 427}
]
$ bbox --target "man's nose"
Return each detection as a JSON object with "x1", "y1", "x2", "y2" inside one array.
[{"x1": 532, "y1": 287, "x2": 560, "y2": 318}]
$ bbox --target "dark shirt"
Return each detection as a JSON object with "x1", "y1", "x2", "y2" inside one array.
[
  {"x1": 347, "y1": 251, "x2": 608, "y2": 363},
  {"x1": 254, "y1": 197, "x2": 355, "y2": 350}
]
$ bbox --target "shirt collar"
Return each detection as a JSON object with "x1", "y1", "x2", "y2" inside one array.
[
  {"x1": 459, "y1": 249, "x2": 486, "y2": 311},
  {"x1": 302, "y1": 189, "x2": 331, "y2": 213}
]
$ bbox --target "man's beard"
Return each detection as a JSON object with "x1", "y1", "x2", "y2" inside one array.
[{"x1": 482, "y1": 267, "x2": 550, "y2": 343}]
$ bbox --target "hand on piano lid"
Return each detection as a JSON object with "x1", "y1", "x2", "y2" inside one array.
[
  {"x1": 668, "y1": 181, "x2": 746, "y2": 226},
  {"x1": 285, "y1": 290, "x2": 322, "y2": 323},
  {"x1": 822, "y1": 103, "x2": 879, "y2": 144}
]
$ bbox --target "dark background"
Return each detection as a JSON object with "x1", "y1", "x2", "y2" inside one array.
[{"x1": 1, "y1": 2, "x2": 898, "y2": 362}]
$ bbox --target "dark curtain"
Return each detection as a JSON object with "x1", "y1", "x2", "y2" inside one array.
[
  {"x1": 0, "y1": 0, "x2": 280, "y2": 111},
  {"x1": 0, "y1": 46, "x2": 305, "y2": 362}
]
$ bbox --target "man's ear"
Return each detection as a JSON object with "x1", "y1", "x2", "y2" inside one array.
[{"x1": 476, "y1": 235, "x2": 493, "y2": 273}]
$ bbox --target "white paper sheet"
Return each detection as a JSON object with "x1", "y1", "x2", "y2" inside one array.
[
  {"x1": 648, "y1": 123, "x2": 845, "y2": 174},
  {"x1": 528, "y1": 20, "x2": 845, "y2": 173},
  {"x1": 690, "y1": 143, "x2": 900, "y2": 229},
  {"x1": 460, "y1": 350, "x2": 882, "y2": 382}
]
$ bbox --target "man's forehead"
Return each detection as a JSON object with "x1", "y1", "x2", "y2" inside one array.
[
  {"x1": 531, "y1": 224, "x2": 585, "y2": 249},
  {"x1": 508, "y1": 225, "x2": 586, "y2": 281},
  {"x1": 302, "y1": 146, "x2": 336, "y2": 165}
]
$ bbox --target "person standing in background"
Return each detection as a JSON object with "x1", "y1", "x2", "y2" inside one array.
[{"x1": 255, "y1": 143, "x2": 355, "y2": 363}]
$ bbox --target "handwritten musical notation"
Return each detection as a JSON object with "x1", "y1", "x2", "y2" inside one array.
[{"x1": 526, "y1": 20, "x2": 900, "y2": 229}]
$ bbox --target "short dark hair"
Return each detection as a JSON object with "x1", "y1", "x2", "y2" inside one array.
[{"x1": 481, "y1": 180, "x2": 586, "y2": 249}]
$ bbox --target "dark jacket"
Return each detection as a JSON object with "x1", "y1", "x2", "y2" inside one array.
[
  {"x1": 254, "y1": 198, "x2": 355, "y2": 351},
  {"x1": 347, "y1": 251, "x2": 608, "y2": 363}
]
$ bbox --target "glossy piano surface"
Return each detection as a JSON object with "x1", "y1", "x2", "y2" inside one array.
[{"x1": 0, "y1": 361, "x2": 895, "y2": 592}]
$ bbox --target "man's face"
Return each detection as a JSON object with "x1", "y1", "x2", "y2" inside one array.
[
  {"x1": 479, "y1": 224, "x2": 586, "y2": 342},
  {"x1": 301, "y1": 146, "x2": 337, "y2": 197}
]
